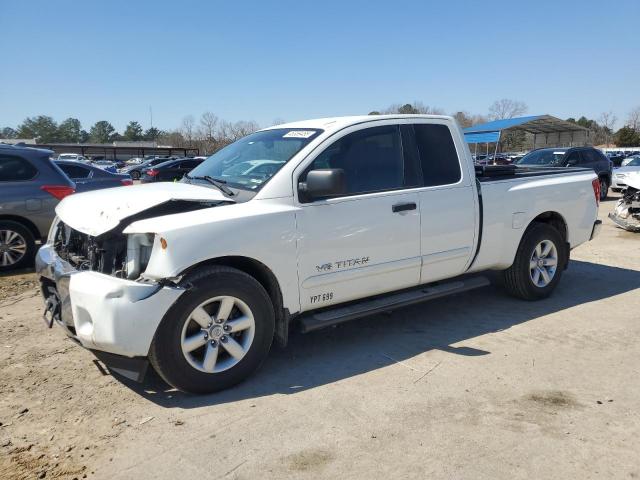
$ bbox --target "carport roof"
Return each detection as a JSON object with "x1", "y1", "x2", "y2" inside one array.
[{"x1": 464, "y1": 115, "x2": 588, "y2": 135}]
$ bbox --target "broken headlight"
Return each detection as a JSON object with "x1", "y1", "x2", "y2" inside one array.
[{"x1": 125, "y1": 233, "x2": 155, "y2": 279}]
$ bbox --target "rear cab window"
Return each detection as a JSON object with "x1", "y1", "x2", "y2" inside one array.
[{"x1": 411, "y1": 123, "x2": 462, "y2": 187}]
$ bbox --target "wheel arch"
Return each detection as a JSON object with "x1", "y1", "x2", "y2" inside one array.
[
  {"x1": 527, "y1": 211, "x2": 568, "y2": 242},
  {"x1": 178, "y1": 256, "x2": 289, "y2": 347},
  {"x1": 522, "y1": 211, "x2": 569, "y2": 269},
  {"x1": 0, "y1": 214, "x2": 41, "y2": 241}
]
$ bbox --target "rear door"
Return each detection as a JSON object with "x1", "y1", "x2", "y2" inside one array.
[
  {"x1": 407, "y1": 122, "x2": 477, "y2": 283},
  {"x1": 294, "y1": 123, "x2": 422, "y2": 311},
  {"x1": 0, "y1": 153, "x2": 50, "y2": 236}
]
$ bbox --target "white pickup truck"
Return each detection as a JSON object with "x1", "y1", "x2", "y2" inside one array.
[{"x1": 36, "y1": 115, "x2": 602, "y2": 393}]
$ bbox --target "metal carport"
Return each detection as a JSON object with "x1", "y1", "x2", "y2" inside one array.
[{"x1": 463, "y1": 115, "x2": 589, "y2": 159}]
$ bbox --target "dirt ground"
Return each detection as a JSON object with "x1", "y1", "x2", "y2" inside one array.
[{"x1": 1, "y1": 195, "x2": 639, "y2": 480}]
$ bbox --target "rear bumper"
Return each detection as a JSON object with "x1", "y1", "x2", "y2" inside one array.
[{"x1": 36, "y1": 244, "x2": 184, "y2": 358}]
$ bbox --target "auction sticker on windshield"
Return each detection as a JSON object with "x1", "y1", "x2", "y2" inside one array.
[{"x1": 283, "y1": 130, "x2": 316, "y2": 138}]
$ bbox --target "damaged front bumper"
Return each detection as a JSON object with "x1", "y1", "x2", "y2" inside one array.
[
  {"x1": 36, "y1": 244, "x2": 185, "y2": 379},
  {"x1": 609, "y1": 211, "x2": 640, "y2": 232},
  {"x1": 608, "y1": 197, "x2": 640, "y2": 232}
]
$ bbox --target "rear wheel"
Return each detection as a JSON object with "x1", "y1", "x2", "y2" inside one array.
[
  {"x1": 0, "y1": 221, "x2": 35, "y2": 272},
  {"x1": 149, "y1": 266, "x2": 275, "y2": 393},
  {"x1": 502, "y1": 223, "x2": 567, "y2": 300},
  {"x1": 130, "y1": 170, "x2": 141, "y2": 180}
]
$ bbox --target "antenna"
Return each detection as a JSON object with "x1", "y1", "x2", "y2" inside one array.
[{"x1": 149, "y1": 106, "x2": 153, "y2": 129}]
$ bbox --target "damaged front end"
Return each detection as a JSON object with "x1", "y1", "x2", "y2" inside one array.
[
  {"x1": 51, "y1": 198, "x2": 228, "y2": 280},
  {"x1": 609, "y1": 186, "x2": 640, "y2": 232}
]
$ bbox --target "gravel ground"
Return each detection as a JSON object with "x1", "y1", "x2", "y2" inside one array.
[{"x1": 1, "y1": 195, "x2": 639, "y2": 480}]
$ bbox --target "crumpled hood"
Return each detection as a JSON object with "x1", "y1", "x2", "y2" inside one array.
[{"x1": 56, "y1": 182, "x2": 233, "y2": 236}]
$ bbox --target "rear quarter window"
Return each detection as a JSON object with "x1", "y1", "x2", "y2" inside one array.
[
  {"x1": 413, "y1": 124, "x2": 461, "y2": 187},
  {"x1": 0, "y1": 154, "x2": 38, "y2": 181}
]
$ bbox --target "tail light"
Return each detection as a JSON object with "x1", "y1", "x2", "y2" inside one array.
[
  {"x1": 146, "y1": 169, "x2": 159, "y2": 177},
  {"x1": 592, "y1": 178, "x2": 601, "y2": 206},
  {"x1": 120, "y1": 179, "x2": 133, "y2": 186},
  {"x1": 41, "y1": 185, "x2": 75, "y2": 200}
]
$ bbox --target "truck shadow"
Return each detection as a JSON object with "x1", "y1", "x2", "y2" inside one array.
[{"x1": 117, "y1": 259, "x2": 640, "y2": 407}]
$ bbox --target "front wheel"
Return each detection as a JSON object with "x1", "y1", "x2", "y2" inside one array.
[
  {"x1": 149, "y1": 266, "x2": 275, "y2": 393},
  {"x1": 502, "y1": 223, "x2": 567, "y2": 300},
  {"x1": 130, "y1": 170, "x2": 141, "y2": 180}
]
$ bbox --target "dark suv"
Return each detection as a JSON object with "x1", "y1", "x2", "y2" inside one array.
[
  {"x1": 515, "y1": 146, "x2": 611, "y2": 200},
  {"x1": 140, "y1": 158, "x2": 203, "y2": 183},
  {"x1": 0, "y1": 144, "x2": 75, "y2": 271}
]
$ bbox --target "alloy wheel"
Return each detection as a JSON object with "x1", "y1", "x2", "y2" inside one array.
[
  {"x1": 529, "y1": 239, "x2": 558, "y2": 288},
  {"x1": 180, "y1": 296, "x2": 256, "y2": 373},
  {"x1": 0, "y1": 229, "x2": 28, "y2": 267}
]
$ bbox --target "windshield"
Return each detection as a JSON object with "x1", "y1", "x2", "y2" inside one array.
[
  {"x1": 516, "y1": 149, "x2": 567, "y2": 166},
  {"x1": 187, "y1": 128, "x2": 322, "y2": 190},
  {"x1": 625, "y1": 157, "x2": 640, "y2": 167}
]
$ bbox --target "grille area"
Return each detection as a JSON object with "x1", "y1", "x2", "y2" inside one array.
[{"x1": 53, "y1": 222, "x2": 127, "y2": 276}]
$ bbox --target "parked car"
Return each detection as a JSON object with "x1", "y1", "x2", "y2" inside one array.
[
  {"x1": 57, "y1": 153, "x2": 89, "y2": 162},
  {"x1": 120, "y1": 157, "x2": 175, "y2": 180},
  {"x1": 125, "y1": 157, "x2": 145, "y2": 165},
  {"x1": 0, "y1": 144, "x2": 75, "y2": 271},
  {"x1": 516, "y1": 147, "x2": 611, "y2": 201},
  {"x1": 609, "y1": 173, "x2": 640, "y2": 231},
  {"x1": 140, "y1": 158, "x2": 203, "y2": 183},
  {"x1": 90, "y1": 160, "x2": 118, "y2": 173},
  {"x1": 36, "y1": 115, "x2": 601, "y2": 393},
  {"x1": 55, "y1": 160, "x2": 133, "y2": 192},
  {"x1": 611, "y1": 157, "x2": 640, "y2": 192}
]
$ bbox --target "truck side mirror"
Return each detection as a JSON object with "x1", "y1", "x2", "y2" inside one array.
[{"x1": 299, "y1": 168, "x2": 346, "y2": 200}]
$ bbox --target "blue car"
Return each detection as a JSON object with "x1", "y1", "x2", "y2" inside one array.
[{"x1": 54, "y1": 160, "x2": 133, "y2": 192}]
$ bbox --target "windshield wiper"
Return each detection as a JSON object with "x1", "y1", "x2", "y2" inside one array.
[{"x1": 186, "y1": 174, "x2": 235, "y2": 197}]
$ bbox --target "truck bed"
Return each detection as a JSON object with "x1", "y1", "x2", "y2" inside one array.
[{"x1": 475, "y1": 164, "x2": 592, "y2": 182}]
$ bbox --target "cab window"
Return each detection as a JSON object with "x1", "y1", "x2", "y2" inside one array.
[{"x1": 305, "y1": 125, "x2": 404, "y2": 196}]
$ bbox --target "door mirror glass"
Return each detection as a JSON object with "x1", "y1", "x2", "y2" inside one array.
[{"x1": 299, "y1": 169, "x2": 346, "y2": 200}]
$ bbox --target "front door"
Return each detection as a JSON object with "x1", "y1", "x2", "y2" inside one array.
[{"x1": 294, "y1": 124, "x2": 422, "y2": 312}]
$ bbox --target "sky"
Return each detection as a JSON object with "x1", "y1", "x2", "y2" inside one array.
[{"x1": 1, "y1": 0, "x2": 639, "y2": 133}]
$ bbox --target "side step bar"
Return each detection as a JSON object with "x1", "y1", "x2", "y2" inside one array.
[{"x1": 299, "y1": 276, "x2": 490, "y2": 333}]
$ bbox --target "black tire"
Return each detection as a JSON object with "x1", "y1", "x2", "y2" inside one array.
[
  {"x1": 599, "y1": 177, "x2": 608, "y2": 201},
  {"x1": 130, "y1": 170, "x2": 140, "y2": 180},
  {"x1": 611, "y1": 188, "x2": 621, "y2": 193},
  {"x1": 149, "y1": 266, "x2": 275, "y2": 394},
  {"x1": 502, "y1": 223, "x2": 567, "y2": 301},
  {"x1": 0, "y1": 220, "x2": 36, "y2": 272}
]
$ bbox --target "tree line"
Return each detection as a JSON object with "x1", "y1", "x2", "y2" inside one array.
[{"x1": 2, "y1": 101, "x2": 639, "y2": 155}]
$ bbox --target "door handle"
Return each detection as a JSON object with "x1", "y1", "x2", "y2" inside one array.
[{"x1": 392, "y1": 202, "x2": 416, "y2": 213}]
